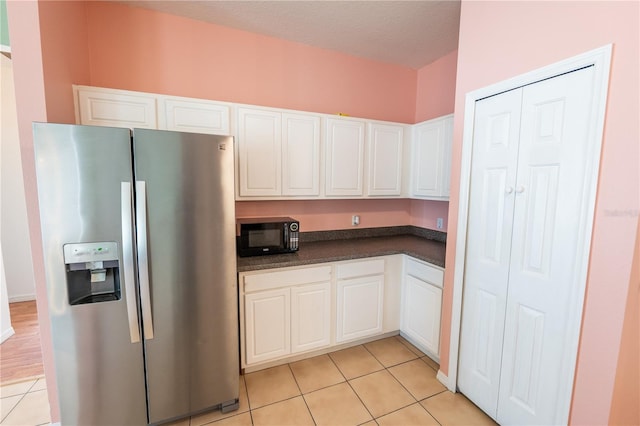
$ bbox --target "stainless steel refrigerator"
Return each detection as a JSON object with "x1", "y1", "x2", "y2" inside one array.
[{"x1": 33, "y1": 123, "x2": 239, "y2": 425}]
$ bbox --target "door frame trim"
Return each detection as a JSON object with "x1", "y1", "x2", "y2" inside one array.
[{"x1": 447, "y1": 45, "x2": 612, "y2": 424}]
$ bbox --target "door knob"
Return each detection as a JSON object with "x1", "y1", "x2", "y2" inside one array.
[
  {"x1": 505, "y1": 186, "x2": 514, "y2": 194},
  {"x1": 516, "y1": 185, "x2": 525, "y2": 193}
]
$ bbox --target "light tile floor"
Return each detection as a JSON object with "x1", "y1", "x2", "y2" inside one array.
[
  {"x1": 0, "y1": 376, "x2": 50, "y2": 425},
  {"x1": 0, "y1": 336, "x2": 497, "y2": 426},
  {"x1": 182, "y1": 335, "x2": 496, "y2": 426}
]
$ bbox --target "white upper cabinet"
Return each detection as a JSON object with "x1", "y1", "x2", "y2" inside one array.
[
  {"x1": 411, "y1": 114, "x2": 453, "y2": 199},
  {"x1": 237, "y1": 108, "x2": 282, "y2": 196},
  {"x1": 367, "y1": 123, "x2": 404, "y2": 196},
  {"x1": 75, "y1": 86, "x2": 157, "y2": 129},
  {"x1": 237, "y1": 108, "x2": 320, "y2": 198},
  {"x1": 157, "y1": 97, "x2": 230, "y2": 135},
  {"x1": 75, "y1": 85, "x2": 455, "y2": 201},
  {"x1": 325, "y1": 118, "x2": 365, "y2": 197},
  {"x1": 282, "y1": 113, "x2": 321, "y2": 196}
]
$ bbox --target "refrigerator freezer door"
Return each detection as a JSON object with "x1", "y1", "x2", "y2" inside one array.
[
  {"x1": 33, "y1": 123, "x2": 147, "y2": 425},
  {"x1": 132, "y1": 129, "x2": 239, "y2": 423}
]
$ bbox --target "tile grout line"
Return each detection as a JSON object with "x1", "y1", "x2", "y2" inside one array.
[
  {"x1": 285, "y1": 363, "x2": 318, "y2": 426},
  {"x1": 390, "y1": 337, "x2": 448, "y2": 425},
  {"x1": 362, "y1": 338, "x2": 449, "y2": 423},
  {"x1": 0, "y1": 391, "x2": 28, "y2": 424},
  {"x1": 348, "y1": 343, "x2": 420, "y2": 423},
  {"x1": 327, "y1": 345, "x2": 378, "y2": 423},
  {"x1": 0, "y1": 377, "x2": 40, "y2": 424},
  {"x1": 193, "y1": 337, "x2": 446, "y2": 426}
]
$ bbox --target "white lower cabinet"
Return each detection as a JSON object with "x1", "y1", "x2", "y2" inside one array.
[
  {"x1": 240, "y1": 255, "x2": 439, "y2": 370},
  {"x1": 245, "y1": 288, "x2": 291, "y2": 365},
  {"x1": 336, "y1": 275, "x2": 384, "y2": 342},
  {"x1": 335, "y1": 258, "x2": 386, "y2": 343},
  {"x1": 291, "y1": 282, "x2": 331, "y2": 353},
  {"x1": 401, "y1": 257, "x2": 444, "y2": 357},
  {"x1": 241, "y1": 265, "x2": 332, "y2": 367}
]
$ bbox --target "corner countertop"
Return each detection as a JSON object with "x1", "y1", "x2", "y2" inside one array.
[{"x1": 236, "y1": 226, "x2": 446, "y2": 272}]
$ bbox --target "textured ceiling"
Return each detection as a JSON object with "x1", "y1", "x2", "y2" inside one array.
[{"x1": 120, "y1": 1, "x2": 461, "y2": 69}]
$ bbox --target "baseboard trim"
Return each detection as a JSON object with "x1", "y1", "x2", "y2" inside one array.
[
  {"x1": 437, "y1": 369, "x2": 454, "y2": 392},
  {"x1": 1, "y1": 326, "x2": 15, "y2": 343},
  {"x1": 8, "y1": 295, "x2": 36, "y2": 303}
]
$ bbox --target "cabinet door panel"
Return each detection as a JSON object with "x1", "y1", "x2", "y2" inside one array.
[
  {"x1": 238, "y1": 108, "x2": 282, "y2": 196},
  {"x1": 412, "y1": 122, "x2": 444, "y2": 197},
  {"x1": 160, "y1": 98, "x2": 230, "y2": 135},
  {"x1": 245, "y1": 288, "x2": 290, "y2": 364},
  {"x1": 402, "y1": 275, "x2": 442, "y2": 355},
  {"x1": 291, "y1": 282, "x2": 331, "y2": 353},
  {"x1": 411, "y1": 115, "x2": 453, "y2": 199},
  {"x1": 336, "y1": 275, "x2": 384, "y2": 342},
  {"x1": 325, "y1": 119, "x2": 365, "y2": 196},
  {"x1": 282, "y1": 113, "x2": 321, "y2": 196},
  {"x1": 77, "y1": 89, "x2": 157, "y2": 129},
  {"x1": 367, "y1": 124, "x2": 404, "y2": 196}
]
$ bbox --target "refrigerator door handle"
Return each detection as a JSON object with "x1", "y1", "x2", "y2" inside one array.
[
  {"x1": 121, "y1": 182, "x2": 141, "y2": 343},
  {"x1": 136, "y1": 180, "x2": 155, "y2": 340}
]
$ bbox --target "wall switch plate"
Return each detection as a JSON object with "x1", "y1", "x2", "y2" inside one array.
[
  {"x1": 436, "y1": 218, "x2": 444, "y2": 229},
  {"x1": 352, "y1": 215, "x2": 360, "y2": 226}
]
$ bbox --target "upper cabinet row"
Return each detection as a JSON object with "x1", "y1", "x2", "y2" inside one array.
[{"x1": 73, "y1": 85, "x2": 452, "y2": 200}]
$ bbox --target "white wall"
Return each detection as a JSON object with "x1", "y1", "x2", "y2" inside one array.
[
  {"x1": 1, "y1": 245, "x2": 15, "y2": 343},
  {"x1": 0, "y1": 56, "x2": 15, "y2": 340},
  {"x1": 1, "y1": 54, "x2": 36, "y2": 302}
]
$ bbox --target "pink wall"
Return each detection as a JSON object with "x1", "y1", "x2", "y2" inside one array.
[
  {"x1": 409, "y1": 199, "x2": 449, "y2": 231},
  {"x1": 608, "y1": 215, "x2": 639, "y2": 424},
  {"x1": 415, "y1": 49, "x2": 458, "y2": 122},
  {"x1": 84, "y1": 2, "x2": 417, "y2": 124},
  {"x1": 6, "y1": 1, "x2": 92, "y2": 422},
  {"x1": 236, "y1": 199, "x2": 412, "y2": 232},
  {"x1": 440, "y1": 2, "x2": 639, "y2": 424},
  {"x1": 38, "y1": 1, "x2": 91, "y2": 123},
  {"x1": 236, "y1": 199, "x2": 449, "y2": 233}
]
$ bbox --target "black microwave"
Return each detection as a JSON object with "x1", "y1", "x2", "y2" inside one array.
[{"x1": 236, "y1": 217, "x2": 299, "y2": 257}]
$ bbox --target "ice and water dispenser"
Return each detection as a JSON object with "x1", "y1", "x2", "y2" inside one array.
[{"x1": 63, "y1": 242, "x2": 121, "y2": 305}]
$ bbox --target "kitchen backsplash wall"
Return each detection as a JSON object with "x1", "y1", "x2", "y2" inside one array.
[{"x1": 235, "y1": 199, "x2": 448, "y2": 232}]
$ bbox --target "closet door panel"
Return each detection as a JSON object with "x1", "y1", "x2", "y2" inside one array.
[
  {"x1": 457, "y1": 88, "x2": 523, "y2": 419},
  {"x1": 497, "y1": 66, "x2": 596, "y2": 425}
]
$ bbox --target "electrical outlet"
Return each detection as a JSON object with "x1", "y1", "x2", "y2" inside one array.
[
  {"x1": 436, "y1": 218, "x2": 444, "y2": 229},
  {"x1": 352, "y1": 215, "x2": 360, "y2": 226}
]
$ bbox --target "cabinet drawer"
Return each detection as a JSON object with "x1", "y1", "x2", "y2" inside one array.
[
  {"x1": 244, "y1": 265, "x2": 332, "y2": 292},
  {"x1": 405, "y1": 258, "x2": 443, "y2": 288},
  {"x1": 336, "y1": 258, "x2": 385, "y2": 279}
]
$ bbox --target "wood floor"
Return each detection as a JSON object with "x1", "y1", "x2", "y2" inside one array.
[{"x1": 0, "y1": 301, "x2": 44, "y2": 384}]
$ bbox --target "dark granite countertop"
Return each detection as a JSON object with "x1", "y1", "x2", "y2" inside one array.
[{"x1": 237, "y1": 226, "x2": 446, "y2": 272}]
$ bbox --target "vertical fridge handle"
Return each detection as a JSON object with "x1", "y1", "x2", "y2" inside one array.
[
  {"x1": 121, "y1": 182, "x2": 141, "y2": 343},
  {"x1": 136, "y1": 181, "x2": 155, "y2": 340}
]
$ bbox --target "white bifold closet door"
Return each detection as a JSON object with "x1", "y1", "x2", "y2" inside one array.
[{"x1": 458, "y1": 66, "x2": 595, "y2": 425}]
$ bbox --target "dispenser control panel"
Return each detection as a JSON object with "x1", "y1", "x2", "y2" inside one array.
[{"x1": 63, "y1": 242, "x2": 119, "y2": 264}]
